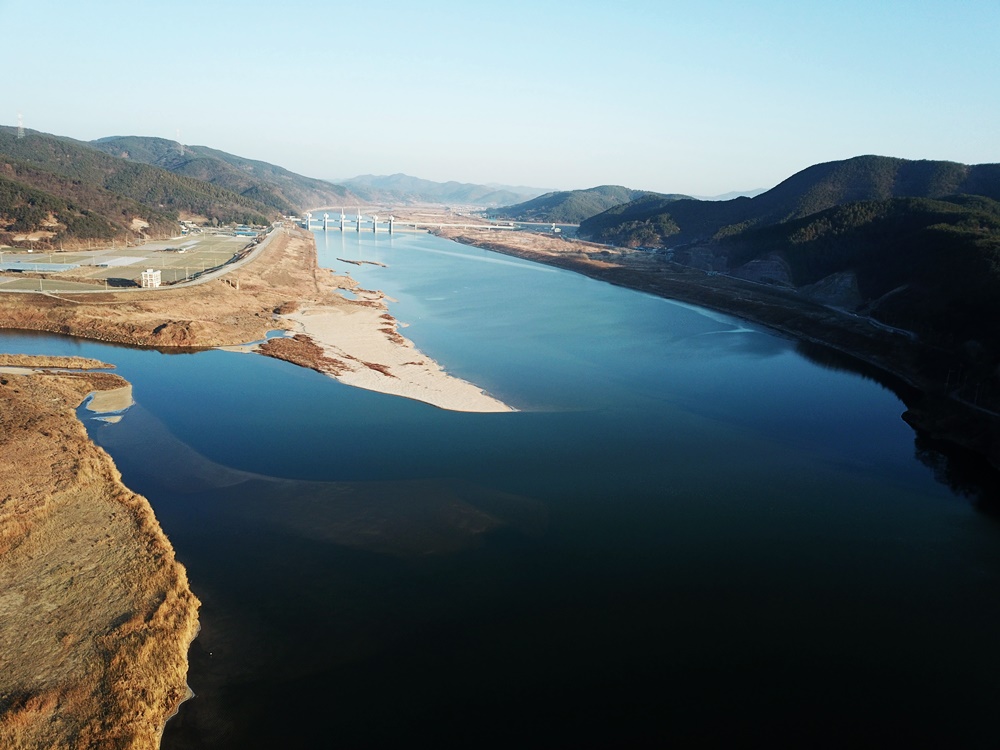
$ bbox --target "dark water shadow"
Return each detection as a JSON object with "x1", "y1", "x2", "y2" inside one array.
[
  {"x1": 794, "y1": 340, "x2": 921, "y2": 404},
  {"x1": 795, "y1": 339, "x2": 1000, "y2": 516},
  {"x1": 914, "y1": 434, "x2": 1000, "y2": 520}
]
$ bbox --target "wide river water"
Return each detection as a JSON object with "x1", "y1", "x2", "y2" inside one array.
[{"x1": 4, "y1": 229, "x2": 1000, "y2": 747}]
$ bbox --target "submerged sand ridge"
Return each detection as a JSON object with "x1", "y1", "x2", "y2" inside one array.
[{"x1": 0, "y1": 359, "x2": 199, "y2": 749}]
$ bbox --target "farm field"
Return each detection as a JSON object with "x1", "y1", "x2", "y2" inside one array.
[{"x1": 0, "y1": 234, "x2": 254, "y2": 291}]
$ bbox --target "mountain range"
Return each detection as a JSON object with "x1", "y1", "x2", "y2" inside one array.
[
  {"x1": 490, "y1": 185, "x2": 689, "y2": 224},
  {"x1": 90, "y1": 136, "x2": 353, "y2": 216},
  {"x1": 581, "y1": 156, "x2": 1000, "y2": 248},
  {"x1": 334, "y1": 173, "x2": 546, "y2": 207},
  {"x1": 0, "y1": 128, "x2": 358, "y2": 245}
]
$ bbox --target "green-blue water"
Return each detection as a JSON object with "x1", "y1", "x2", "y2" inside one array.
[{"x1": 4, "y1": 229, "x2": 999, "y2": 748}]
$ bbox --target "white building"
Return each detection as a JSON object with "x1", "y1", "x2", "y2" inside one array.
[{"x1": 140, "y1": 268, "x2": 161, "y2": 288}]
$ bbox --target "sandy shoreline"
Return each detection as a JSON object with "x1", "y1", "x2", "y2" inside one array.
[{"x1": 0, "y1": 226, "x2": 512, "y2": 413}]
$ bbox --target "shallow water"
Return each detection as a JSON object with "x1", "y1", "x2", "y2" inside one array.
[{"x1": 4, "y1": 229, "x2": 999, "y2": 747}]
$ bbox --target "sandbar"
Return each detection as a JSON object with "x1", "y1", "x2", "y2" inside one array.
[{"x1": 276, "y1": 301, "x2": 512, "y2": 413}]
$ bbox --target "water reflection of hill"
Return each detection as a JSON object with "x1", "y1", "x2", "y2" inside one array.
[{"x1": 795, "y1": 339, "x2": 1000, "y2": 514}]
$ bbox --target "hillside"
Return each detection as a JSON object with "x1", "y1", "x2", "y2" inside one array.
[
  {"x1": 337, "y1": 173, "x2": 546, "y2": 207},
  {"x1": 714, "y1": 195, "x2": 1000, "y2": 344},
  {"x1": 0, "y1": 164, "x2": 178, "y2": 241},
  {"x1": 579, "y1": 157, "x2": 1000, "y2": 343},
  {"x1": 90, "y1": 136, "x2": 354, "y2": 215},
  {"x1": 581, "y1": 156, "x2": 1000, "y2": 248},
  {"x1": 0, "y1": 127, "x2": 277, "y2": 245},
  {"x1": 491, "y1": 185, "x2": 684, "y2": 224}
]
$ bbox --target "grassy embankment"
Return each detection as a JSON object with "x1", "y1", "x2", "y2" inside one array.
[{"x1": 0, "y1": 357, "x2": 199, "y2": 749}]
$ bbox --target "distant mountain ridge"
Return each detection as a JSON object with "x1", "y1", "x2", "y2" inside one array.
[
  {"x1": 90, "y1": 136, "x2": 354, "y2": 215},
  {"x1": 0, "y1": 127, "x2": 282, "y2": 244},
  {"x1": 336, "y1": 173, "x2": 547, "y2": 207},
  {"x1": 694, "y1": 189, "x2": 766, "y2": 201},
  {"x1": 491, "y1": 185, "x2": 688, "y2": 224},
  {"x1": 581, "y1": 155, "x2": 1000, "y2": 248}
]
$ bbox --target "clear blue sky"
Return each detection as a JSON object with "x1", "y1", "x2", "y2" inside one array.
[{"x1": 3, "y1": 0, "x2": 998, "y2": 195}]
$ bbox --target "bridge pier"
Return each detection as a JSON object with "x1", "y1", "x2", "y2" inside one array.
[{"x1": 388, "y1": 215, "x2": 394, "y2": 234}]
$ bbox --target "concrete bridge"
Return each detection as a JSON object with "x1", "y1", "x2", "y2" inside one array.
[
  {"x1": 302, "y1": 211, "x2": 513, "y2": 234},
  {"x1": 303, "y1": 211, "x2": 404, "y2": 234}
]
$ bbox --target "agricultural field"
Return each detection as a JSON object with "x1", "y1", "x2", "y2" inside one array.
[{"x1": 0, "y1": 234, "x2": 256, "y2": 292}]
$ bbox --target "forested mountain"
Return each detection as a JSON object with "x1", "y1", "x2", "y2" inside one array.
[
  {"x1": 337, "y1": 173, "x2": 546, "y2": 207},
  {"x1": 90, "y1": 136, "x2": 354, "y2": 214},
  {"x1": 0, "y1": 171, "x2": 173, "y2": 242},
  {"x1": 715, "y1": 195, "x2": 1000, "y2": 344},
  {"x1": 491, "y1": 185, "x2": 685, "y2": 224},
  {"x1": 0, "y1": 127, "x2": 278, "y2": 244},
  {"x1": 581, "y1": 156, "x2": 1000, "y2": 248}
]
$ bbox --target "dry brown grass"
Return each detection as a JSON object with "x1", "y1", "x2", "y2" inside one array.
[
  {"x1": 340, "y1": 353, "x2": 397, "y2": 378},
  {"x1": 0, "y1": 355, "x2": 114, "y2": 370},
  {"x1": 0, "y1": 366, "x2": 200, "y2": 749},
  {"x1": 258, "y1": 334, "x2": 348, "y2": 375}
]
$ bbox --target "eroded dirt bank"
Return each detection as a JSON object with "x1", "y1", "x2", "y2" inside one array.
[{"x1": 0, "y1": 358, "x2": 200, "y2": 749}]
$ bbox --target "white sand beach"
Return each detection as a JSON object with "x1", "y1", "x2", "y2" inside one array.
[{"x1": 282, "y1": 301, "x2": 513, "y2": 412}]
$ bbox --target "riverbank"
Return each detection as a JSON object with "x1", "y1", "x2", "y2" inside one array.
[
  {"x1": 0, "y1": 357, "x2": 200, "y2": 748},
  {"x1": 433, "y1": 227, "x2": 1000, "y2": 468},
  {"x1": 0, "y1": 226, "x2": 511, "y2": 412}
]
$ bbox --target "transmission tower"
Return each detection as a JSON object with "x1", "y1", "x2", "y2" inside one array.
[{"x1": 17, "y1": 113, "x2": 24, "y2": 139}]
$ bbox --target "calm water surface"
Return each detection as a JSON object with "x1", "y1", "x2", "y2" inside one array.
[{"x1": 4, "y1": 229, "x2": 1000, "y2": 748}]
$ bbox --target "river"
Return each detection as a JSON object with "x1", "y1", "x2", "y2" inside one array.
[{"x1": 4, "y1": 228, "x2": 999, "y2": 747}]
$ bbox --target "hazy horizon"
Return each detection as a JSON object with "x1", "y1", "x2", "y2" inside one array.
[{"x1": 3, "y1": 0, "x2": 998, "y2": 196}]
